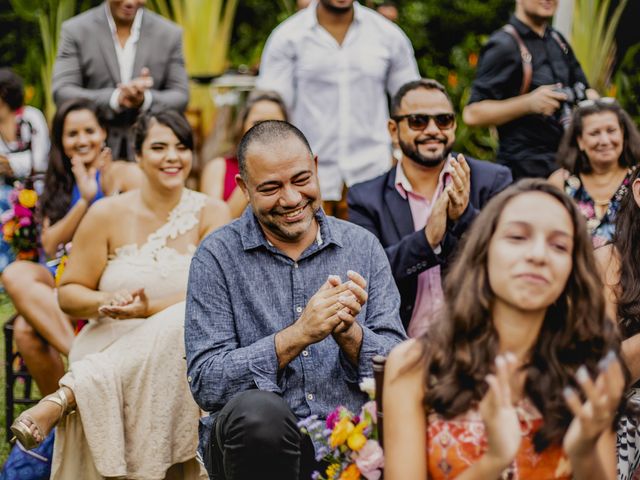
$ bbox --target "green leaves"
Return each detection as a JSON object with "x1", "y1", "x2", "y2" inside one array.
[{"x1": 572, "y1": 0, "x2": 629, "y2": 92}]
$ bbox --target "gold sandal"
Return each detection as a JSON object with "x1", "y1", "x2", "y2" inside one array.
[{"x1": 10, "y1": 388, "x2": 73, "y2": 450}]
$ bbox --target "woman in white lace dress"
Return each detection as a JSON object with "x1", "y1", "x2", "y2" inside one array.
[{"x1": 10, "y1": 110, "x2": 230, "y2": 479}]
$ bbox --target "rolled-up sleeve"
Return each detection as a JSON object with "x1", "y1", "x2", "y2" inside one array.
[
  {"x1": 340, "y1": 235, "x2": 407, "y2": 382},
  {"x1": 185, "y1": 252, "x2": 283, "y2": 412}
]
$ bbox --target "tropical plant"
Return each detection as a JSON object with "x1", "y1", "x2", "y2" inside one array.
[
  {"x1": 147, "y1": 0, "x2": 238, "y2": 78},
  {"x1": 9, "y1": 0, "x2": 79, "y2": 121},
  {"x1": 571, "y1": 0, "x2": 629, "y2": 92},
  {"x1": 146, "y1": 0, "x2": 240, "y2": 137}
]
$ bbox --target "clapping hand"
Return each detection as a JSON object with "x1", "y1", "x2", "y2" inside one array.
[
  {"x1": 99, "y1": 288, "x2": 149, "y2": 319},
  {"x1": 330, "y1": 270, "x2": 368, "y2": 335},
  {"x1": 118, "y1": 67, "x2": 154, "y2": 109},
  {"x1": 445, "y1": 153, "x2": 471, "y2": 221},
  {"x1": 479, "y1": 354, "x2": 522, "y2": 470},
  {"x1": 562, "y1": 351, "x2": 625, "y2": 458}
]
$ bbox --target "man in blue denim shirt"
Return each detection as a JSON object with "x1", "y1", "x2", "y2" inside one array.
[{"x1": 185, "y1": 120, "x2": 406, "y2": 479}]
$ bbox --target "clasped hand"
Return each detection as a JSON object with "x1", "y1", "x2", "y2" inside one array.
[
  {"x1": 295, "y1": 270, "x2": 368, "y2": 344},
  {"x1": 99, "y1": 288, "x2": 149, "y2": 320},
  {"x1": 117, "y1": 67, "x2": 154, "y2": 109}
]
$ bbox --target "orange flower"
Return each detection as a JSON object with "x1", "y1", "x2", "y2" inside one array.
[
  {"x1": 3, "y1": 219, "x2": 16, "y2": 241},
  {"x1": 17, "y1": 249, "x2": 37, "y2": 261},
  {"x1": 447, "y1": 71, "x2": 458, "y2": 88},
  {"x1": 24, "y1": 85, "x2": 35, "y2": 104},
  {"x1": 330, "y1": 417, "x2": 355, "y2": 448},
  {"x1": 18, "y1": 189, "x2": 37, "y2": 208},
  {"x1": 338, "y1": 464, "x2": 361, "y2": 480},
  {"x1": 468, "y1": 52, "x2": 478, "y2": 68},
  {"x1": 606, "y1": 84, "x2": 617, "y2": 97}
]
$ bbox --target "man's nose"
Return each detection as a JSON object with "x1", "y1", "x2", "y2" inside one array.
[{"x1": 280, "y1": 185, "x2": 302, "y2": 206}]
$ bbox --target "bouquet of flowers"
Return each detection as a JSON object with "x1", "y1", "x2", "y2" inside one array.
[
  {"x1": 298, "y1": 379, "x2": 384, "y2": 480},
  {"x1": 1, "y1": 182, "x2": 39, "y2": 261}
]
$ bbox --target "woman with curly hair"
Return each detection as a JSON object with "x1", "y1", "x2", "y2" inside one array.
[
  {"x1": 549, "y1": 99, "x2": 640, "y2": 247},
  {"x1": 596, "y1": 166, "x2": 640, "y2": 479},
  {"x1": 384, "y1": 179, "x2": 625, "y2": 479}
]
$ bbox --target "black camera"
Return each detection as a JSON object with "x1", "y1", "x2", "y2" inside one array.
[{"x1": 554, "y1": 82, "x2": 587, "y2": 129}]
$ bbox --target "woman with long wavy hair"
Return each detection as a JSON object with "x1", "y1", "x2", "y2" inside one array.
[
  {"x1": 1, "y1": 98, "x2": 141, "y2": 394},
  {"x1": 549, "y1": 99, "x2": 640, "y2": 247},
  {"x1": 596, "y1": 166, "x2": 640, "y2": 479},
  {"x1": 384, "y1": 179, "x2": 626, "y2": 479}
]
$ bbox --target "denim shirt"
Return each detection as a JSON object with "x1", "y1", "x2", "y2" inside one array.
[{"x1": 185, "y1": 208, "x2": 406, "y2": 448}]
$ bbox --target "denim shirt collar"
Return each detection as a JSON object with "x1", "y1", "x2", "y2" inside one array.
[{"x1": 239, "y1": 207, "x2": 343, "y2": 259}]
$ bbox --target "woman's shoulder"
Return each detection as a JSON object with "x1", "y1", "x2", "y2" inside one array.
[
  {"x1": 386, "y1": 339, "x2": 425, "y2": 378},
  {"x1": 87, "y1": 190, "x2": 138, "y2": 219},
  {"x1": 197, "y1": 192, "x2": 232, "y2": 234},
  {"x1": 548, "y1": 168, "x2": 570, "y2": 189}
]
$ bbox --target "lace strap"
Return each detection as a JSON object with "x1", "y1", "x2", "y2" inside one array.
[{"x1": 141, "y1": 189, "x2": 207, "y2": 256}]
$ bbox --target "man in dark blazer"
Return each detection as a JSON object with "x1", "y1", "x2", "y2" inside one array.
[
  {"x1": 52, "y1": 0, "x2": 189, "y2": 160},
  {"x1": 348, "y1": 79, "x2": 512, "y2": 334}
]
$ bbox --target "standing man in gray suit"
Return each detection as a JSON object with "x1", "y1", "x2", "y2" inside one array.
[{"x1": 53, "y1": 0, "x2": 189, "y2": 160}]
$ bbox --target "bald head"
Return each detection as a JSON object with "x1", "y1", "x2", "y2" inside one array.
[{"x1": 237, "y1": 120, "x2": 313, "y2": 181}]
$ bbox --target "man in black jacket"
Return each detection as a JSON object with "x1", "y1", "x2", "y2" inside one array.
[{"x1": 348, "y1": 79, "x2": 512, "y2": 334}]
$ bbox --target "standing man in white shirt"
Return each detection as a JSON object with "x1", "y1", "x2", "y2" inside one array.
[
  {"x1": 257, "y1": 0, "x2": 419, "y2": 218},
  {"x1": 52, "y1": 0, "x2": 189, "y2": 161}
]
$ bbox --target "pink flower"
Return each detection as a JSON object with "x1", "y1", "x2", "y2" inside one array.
[
  {"x1": 18, "y1": 216, "x2": 32, "y2": 227},
  {"x1": 8, "y1": 189, "x2": 19, "y2": 205},
  {"x1": 360, "y1": 401, "x2": 377, "y2": 423},
  {"x1": 14, "y1": 204, "x2": 33, "y2": 219},
  {"x1": 0, "y1": 211, "x2": 15, "y2": 224},
  {"x1": 355, "y1": 440, "x2": 384, "y2": 480},
  {"x1": 326, "y1": 408, "x2": 341, "y2": 430}
]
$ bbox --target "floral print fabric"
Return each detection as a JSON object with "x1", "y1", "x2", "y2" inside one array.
[
  {"x1": 427, "y1": 400, "x2": 571, "y2": 480},
  {"x1": 564, "y1": 170, "x2": 633, "y2": 248}
]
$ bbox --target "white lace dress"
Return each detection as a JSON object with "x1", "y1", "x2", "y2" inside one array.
[{"x1": 51, "y1": 190, "x2": 208, "y2": 480}]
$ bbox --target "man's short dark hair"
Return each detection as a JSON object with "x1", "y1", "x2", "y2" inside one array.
[
  {"x1": 0, "y1": 68, "x2": 24, "y2": 111},
  {"x1": 237, "y1": 120, "x2": 313, "y2": 180},
  {"x1": 390, "y1": 78, "x2": 453, "y2": 116}
]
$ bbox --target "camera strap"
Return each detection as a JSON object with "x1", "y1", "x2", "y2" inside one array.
[
  {"x1": 502, "y1": 24, "x2": 532, "y2": 96},
  {"x1": 502, "y1": 24, "x2": 569, "y2": 96}
]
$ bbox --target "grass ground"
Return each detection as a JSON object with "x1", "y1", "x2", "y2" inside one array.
[{"x1": 0, "y1": 294, "x2": 25, "y2": 466}]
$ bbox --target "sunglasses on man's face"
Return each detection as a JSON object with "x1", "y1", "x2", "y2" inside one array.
[{"x1": 392, "y1": 113, "x2": 456, "y2": 131}]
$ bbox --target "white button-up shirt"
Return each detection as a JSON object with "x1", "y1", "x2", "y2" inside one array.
[
  {"x1": 257, "y1": 1, "x2": 419, "y2": 200},
  {"x1": 105, "y1": 4, "x2": 152, "y2": 112}
]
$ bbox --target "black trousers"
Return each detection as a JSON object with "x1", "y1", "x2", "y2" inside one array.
[{"x1": 204, "y1": 390, "x2": 320, "y2": 480}]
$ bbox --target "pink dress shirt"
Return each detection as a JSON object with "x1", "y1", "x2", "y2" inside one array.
[{"x1": 394, "y1": 159, "x2": 451, "y2": 338}]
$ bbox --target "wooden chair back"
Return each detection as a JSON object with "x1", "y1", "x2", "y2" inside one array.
[{"x1": 372, "y1": 355, "x2": 387, "y2": 448}]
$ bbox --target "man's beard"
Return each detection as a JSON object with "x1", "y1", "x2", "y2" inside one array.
[
  {"x1": 399, "y1": 137, "x2": 452, "y2": 168},
  {"x1": 319, "y1": 0, "x2": 353, "y2": 14}
]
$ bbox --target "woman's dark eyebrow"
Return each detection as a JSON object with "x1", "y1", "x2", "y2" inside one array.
[{"x1": 502, "y1": 220, "x2": 572, "y2": 237}]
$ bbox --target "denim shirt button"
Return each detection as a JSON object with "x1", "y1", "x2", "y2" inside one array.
[
  {"x1": 302, "y1": 350, "x2": 309, "y2": 357},
  {"x1": 296, "y1": 306, "x2": 303, "y2": 313},
  {"x1": 294, "y1": 262, "x2": 299, "y2": 269},
  {"x1": 307, "y1": 393, "x2": 314, "y2": 401}
]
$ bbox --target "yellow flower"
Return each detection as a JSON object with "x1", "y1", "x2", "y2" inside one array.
[
  {"x1": 347, "y1": 432, "x2": 367, "y2": 451},
  {"x1": 18, "y1": 189, "x2": 37, "y2": 208},
  {"x1": 55, "y1": 255, "x2": 68, "y2": 286},
  {"x1": 325, "y1": 463, "x2": 340, "y2": 480},
  {"x1": 330, "y1": 417, "x2": 355, "y2": 448},
  {"x1": 338, "y1": 464, "x2": 361, "y2": 480}
]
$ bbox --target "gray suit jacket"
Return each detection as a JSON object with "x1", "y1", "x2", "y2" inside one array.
[{"x1": 52, "y1": 3, "x2": 189, "y2": 160}]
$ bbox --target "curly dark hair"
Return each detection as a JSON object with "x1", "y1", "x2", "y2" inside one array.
[
  {"x1": 39, "y1": 98, "x2": 107, "y2": 225},
  {"x1": 556, "y1": 99, "x2": 640, "y2": 175},
  {"x1": 419, "y1": 179, "x2": 622, "y2": 452},
  {"x1": 613, "y1": 167, "x2": 640, "y2": 338},
  {"x1": 0, "y1": 68, "x2": 24, "y2": 111}
]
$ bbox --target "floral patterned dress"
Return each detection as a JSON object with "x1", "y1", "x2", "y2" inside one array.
[
  {"x1": 563, "y1": 169, "x2": 634, "y2": 248},
  {"x1": 427, "y1": 399, "x2": 571, "y2": 480}
]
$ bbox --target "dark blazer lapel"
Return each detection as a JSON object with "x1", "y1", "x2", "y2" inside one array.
[
  {"x1": 95, "y1": 6, "x2": 121, "y2": 84},
  {"x1": 384, "y1": 172, "x2": 414, "y2": 239}
]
